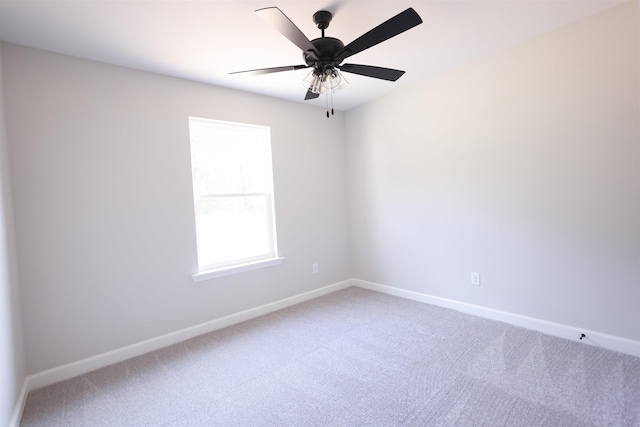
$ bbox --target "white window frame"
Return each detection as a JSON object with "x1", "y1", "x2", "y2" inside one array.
[{"x1": 188, "y1": 117, "x2": 283, "y2": 282}]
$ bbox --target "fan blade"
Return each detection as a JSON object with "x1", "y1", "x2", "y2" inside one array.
[
  {"x1": 304, "y1": 89, "x2": 320, "y2": 100},
  {"x1": 230, "y1": 65, "x2": 309, "y2": 76},
  {"x1": 256, "y1": 7, "x2": 319, "y2": 58},
  {"x1": 338, "y1": 64, "x2": 405, "y2": 81},
  {"x1": 336, "y1": 8, "x2": 422, "y2": 63}
]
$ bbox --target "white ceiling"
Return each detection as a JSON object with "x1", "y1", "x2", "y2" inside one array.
[{"x1": 0, "y1": 0, "x2": 624, "y2": 111}]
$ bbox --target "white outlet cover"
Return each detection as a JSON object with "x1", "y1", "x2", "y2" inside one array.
[{"x1": 471, "y1": 272, "x2": 481, "y2": 286}]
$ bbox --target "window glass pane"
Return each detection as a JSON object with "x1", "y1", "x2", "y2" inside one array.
[
  {"x1": 190, "y1": 122, "x2": 269, "y2": 195},
  {"x1": 189, "y1": 117, "x2": 278, "y2": 272},
  {"x1": 195, "y1": 197, "x2": 272, "y2": 267}
]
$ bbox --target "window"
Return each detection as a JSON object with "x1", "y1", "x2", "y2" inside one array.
[{"x1": 188, "y1": 117, "x2": 283, "y2": 281}]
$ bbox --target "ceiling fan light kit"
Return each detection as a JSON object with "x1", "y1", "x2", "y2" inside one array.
[
  {"x1": 231, "y1": 6, "x2": 423, "y2": 117},
  {"x1": 302, "y1": 68, "x2": 348, "y2": 95}
]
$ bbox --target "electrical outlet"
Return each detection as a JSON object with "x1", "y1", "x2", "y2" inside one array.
[
  {"x1": 313, "y1": 263, "x2": 318, "y2": 274},
  {"x1": 471, "y1": 272, "x2": 480, "y2": 286}
]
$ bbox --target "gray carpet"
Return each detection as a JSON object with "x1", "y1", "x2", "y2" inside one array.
[{"x1": 20, "y1": 287, "x2": 640, "y2": 426}]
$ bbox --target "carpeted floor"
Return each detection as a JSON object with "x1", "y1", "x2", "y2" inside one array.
[{"x1": 20, "y1": 287, "x2": 640, "y2": 426}]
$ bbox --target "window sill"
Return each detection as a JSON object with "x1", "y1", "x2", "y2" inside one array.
[{"x1": 192, "y1": 257, "x2": 285, "y2": 282}]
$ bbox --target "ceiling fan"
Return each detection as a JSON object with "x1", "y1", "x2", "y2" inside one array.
[{"x1": 231, "y1": 6, "x2": 423, "y2": 116}]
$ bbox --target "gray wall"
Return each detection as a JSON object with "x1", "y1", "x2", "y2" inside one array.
[
  {"x1": 2, "y1": 44, "x2": 351, "y2": 374},
  {"x1": 345, "y1": 2, "x2": 639, "y2": 341},
  {"x1": 0, "y1": 42, "x2": 26, "y2": 426}
]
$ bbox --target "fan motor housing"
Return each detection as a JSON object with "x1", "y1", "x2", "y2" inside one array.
[{"x1": 304, "y1": 37, "x2": 345, "y2": 68}]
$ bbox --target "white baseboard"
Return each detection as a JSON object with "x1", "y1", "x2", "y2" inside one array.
[
  {"x1": 26, "y1": 279, "x2": 353, "y2": 392},
  {"x1": 8, "y1": 378, "x2": 29, "y2": 427},
  {"x1": 353, "y1": 279, "x2": 640, "y2": 358}
]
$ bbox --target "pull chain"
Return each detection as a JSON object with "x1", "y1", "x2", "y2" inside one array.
[
  {"x1": 325, "y1": 89, "x2": 336, "y2": 118},
  {"x1": 325, "y1": 89, "x2": 330, "y2": 118},
  {"x1": 331, "y1": 89, "x2": 335, "y2": 116},
  {"x1": 324, "y1": 87, "x2": 336, "y2": 118}
]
